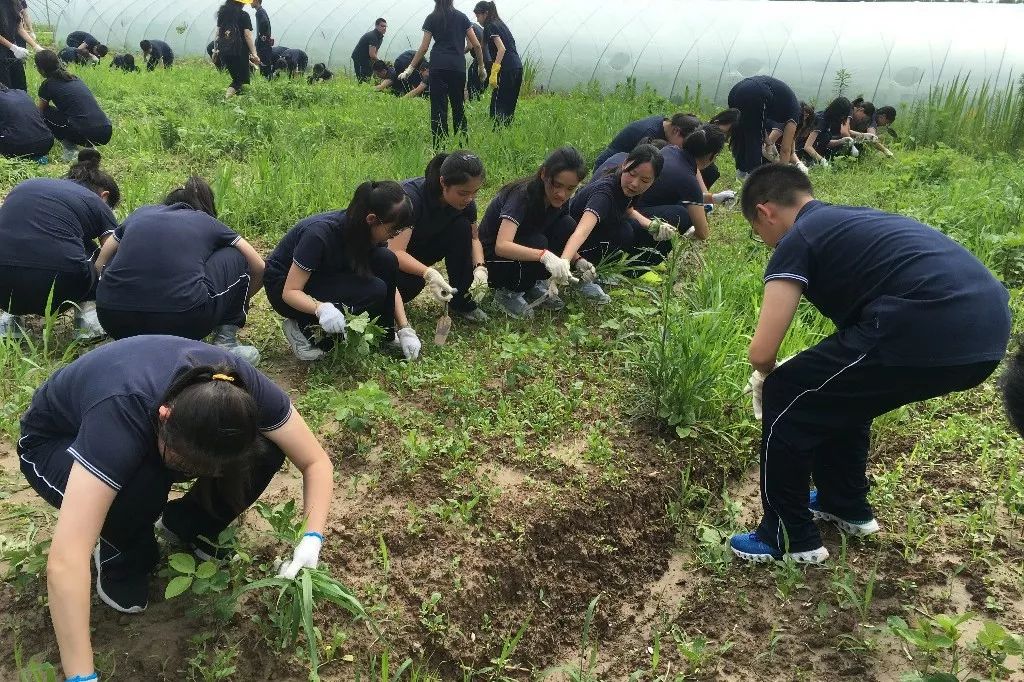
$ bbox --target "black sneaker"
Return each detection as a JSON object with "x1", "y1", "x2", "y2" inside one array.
[
  {"x1": 155, "y1": 515, "x2": 232, "y2": 562},
  {"x1": 93, "y1": 542, "x2": 148, "y2": 613}
]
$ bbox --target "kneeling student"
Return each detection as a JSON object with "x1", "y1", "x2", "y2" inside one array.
[
  {"x1": 731, "y1": 164, "x2": 1010, "y2": 564},
  {"x1": 0, "y1": 82, "x2": 54, "y2": 159},
  {"x1": 0, "y1": 150, "x2": 118, "y2": 340},
  {"x1": 308, "y1": 63, "x2": 332, "y2": 84},
  {"x1": 18, "y1": 335, "x2": 334, "y2": 682},
  {"x1": 140, "y1": 39, "x2": 174, "y2": 70},
  {"x1": 95, "y1": 177, "x2": 264, "y2": 363},
  {"x1": 264, "y1": 181, "x2": 422, "y2": 362},
  {"x1": 481, "y1": 146, "x2": 586, "y2": 318}
]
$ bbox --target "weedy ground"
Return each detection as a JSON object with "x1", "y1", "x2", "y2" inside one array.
[{"x1": 1, "y1": 61, "x2": 1024, "y2": 681}]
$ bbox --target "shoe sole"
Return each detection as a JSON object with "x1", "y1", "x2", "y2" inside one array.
[
  {"x1": 282, "y1": 320, "x2": 324, "y2": 361},
  {"x1": 731, "y1": 546, "x2": 830, "y2": 564},
  {"x1": 93, "y1": 544, "x2": 146, "y2": 614},
  {"x1": 811, "y1": 509, "x2": 880, "y2": 536}
]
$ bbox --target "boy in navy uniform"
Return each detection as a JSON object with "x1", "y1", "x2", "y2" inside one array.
[
  {"x1": 352, "y1": 18, "x2": 386, "y2": 83},
  {"x1": 730, "y1": 164, "x2": 1010, "y2": 564},
  {"x1": 252, "y1": 0, "x2": 273, "y2": 78},
  {"x1": 139, "y1": 39, "x2": 173, "y2": 70},
  {"x1": 65, "y1": 30, "x2": 107, "y2": 63}
]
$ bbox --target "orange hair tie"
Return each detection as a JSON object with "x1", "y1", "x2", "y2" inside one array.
[{"x1": 211, "y1": 373, "x2": 235, "y2": 382}]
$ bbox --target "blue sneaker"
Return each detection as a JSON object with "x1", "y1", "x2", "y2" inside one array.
[
  {"x1": 808, "y1": 489, "x2": 880, "y2": 536},
  {"x1": 729, "y1": 531, "x2": 829, "y2": 564}
]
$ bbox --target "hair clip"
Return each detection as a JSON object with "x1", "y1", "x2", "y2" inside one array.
[{"x1": 211, "y1": 373, "x2": 235, "y2": 382}]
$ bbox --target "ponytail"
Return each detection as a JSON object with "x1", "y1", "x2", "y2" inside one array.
[
  {"x1": 424, "y1": 150, "x2": 485, "y2": 202},
  {"x1": 668, "y1": 113, "x2": 701, "y2": 138},
  {"x1": 34, "y1": 49, "x2": 76, "y2": 83},
  {"x1": 680, "y1": 124, "x2": 726, "y2": 161},
  {"x1": 165, "y1": 176, "x2": 218, "y2": 217},
  {"x1": 473, "y1": 1, "x2": 501, "y2": 23},
  {"x1": 66, "y1": 149, "x2": 121, "y2": 208},
  {"x1": 709, "y1": 107, "x2": 741, "y2": 130},
  {"x1": 343, "y1": 180, "x2": 413, "y2": 277}
]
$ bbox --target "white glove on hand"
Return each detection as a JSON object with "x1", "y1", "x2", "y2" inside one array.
[
  {"x1": 316, "y1": 302, "x2": 347, "y2": 335},
  {"x1": 712, "y1": 190, "x2": 737, "y2": 207},
  {"x1": 762, "y1": 143, "x2": 780, "y2": 162},
  {"x1": 573, "y1": 257, "x2": 597, "y2": 284},
  {"x1": 884, "y1": 149, "x2": 895, "y2": 159},
  {"x1": 850, "y1": 144, "x2": 860, "y2": 158},
  {"x1": 682, "y1": 226, "x2": 697, "y2": 240},
  {"x1": 398, "y1": 67, "x2": 413, "y2": 81},
  {"x1": 818, "y1": 157, "x2": 831, "y2": 168},
  {"x1": 396, "y1": 326, "x2": 421, "y2": 360},
  {"x1": 277, "y1": 533, "x2": 322, "y2": 579},
  {"x1": 747, "y1": 370, "x2": 767, "y2": 420},
  {"x1": 539, "y1": 250, "x2": 572, "y2": 284},
  {"x1": 88, "y1": 53, "x2": 99, "y2": 64},
  {"x1": 423, "y1": 267, "x2": 456, "y2": 303},
  {"x1": 478, "y1": 64, "x2": 487, "y2": 82},
  {"x1": 794, "y1": 160, "x2": 809, "y2": 175},
  {"x1": 10, "y1": 45, "x2": 28, "y2": 60},
  {"x1": 468, "y1": 265, "x2": 489, "y2": 302},
  {"x1": 648, "y1": 217, "x2": 675, "y2": 242},
  {"x1": 840, "y1": 136, "x2": 855, "y2": 146},
  {"x1": 861, "y1": 132, "x2": 878, "y2": 143}
]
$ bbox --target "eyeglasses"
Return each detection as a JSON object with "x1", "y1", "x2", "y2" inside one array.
[{"x1": 749, "y1": 228, "x2": 765, "y2": 244}]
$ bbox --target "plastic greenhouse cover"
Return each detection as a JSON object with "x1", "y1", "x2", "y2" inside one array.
[{"x1": 57, "y1": 0, "x2": 1024, "y2": 104}]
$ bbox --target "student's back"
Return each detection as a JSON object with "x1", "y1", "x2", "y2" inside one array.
[
  {"x1": 422, "y1": 7, "x2": 470, "y2": 72},
  {"x1": 39, "y1": 76, "x2": 109, "y2": 129}
]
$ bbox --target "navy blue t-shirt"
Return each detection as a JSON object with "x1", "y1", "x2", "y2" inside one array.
[
  {"x1": 752, "y1": 75, "x2": 801, "y2": 126},
  {"x1": 351, "y1": 28, "x2": 383, "y2": 62},
  {"x1": 479, "y1": 183, "x2": 567, "y2": 257},
  {"x1": 483, "y1": 19, "x2": 521, "y2": 70},
  {"x1": 255, "y1": 7, "x2": 271, "y2": 42},
  {"x1": 97, "y1": 203, "x2": 241, "y2": 313},
  {"x1": 391, "y1": 50, "x2": 426, "y2": 95},
  {"x1": 765, "y1": 200, "x2": 1011, "y2": 366},
  {"x1": 606, "y1": 116, "x2": 665, "y2": 157},
  {"x1": 66, "y1": 30, "x2": 98, "y2": 49},
  {"x1": 809, "y1": 111, "x2": 845, "y2": 156},
  {"x1": 20, "y1": 336, "x2": 292, "y2": 492},
  {"x1": 598, "y1": 147, "x2": 702, "y2": 209},
  {"x1": 0, "y1": 178, "x2": 115, "y2": 272},
  {"x1": 149, "y1": 39, "x2": 172, "y2": 58},
  {"x1": 0, "y1": 87, "x2": 53, "y2": 147},
  {"x1": 568, "y1": 173, "x2": 633, "y2": 241},
  {"x1": 39, "y1": 77, "x2": 110, "y2": 130},
  {"x1": 402, "y1": 177, "x2": 477, "y2": 250},
  {"x1": 264, "y1": 210, "x2": 351, "y2": 285},
  {"x1": 422, "y1": 8, "x2": 471, "y2": 72}
]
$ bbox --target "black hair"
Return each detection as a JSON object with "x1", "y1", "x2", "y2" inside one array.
[
  {"x1": 681, "y1": 124, "x2": 726, "y2": 160},
  {"x1": 216, "y1": 0, "x2": 244, "y2": 27},
  {"x1": 312, "y1": 62, "x2": 326, "y2": 74},
  {"x1": 473, "y1": 1, "x2": 501, "y2": 23},
  {"x1": 111, "y1": 53, "x2": 139, "y2": 72},
  {"x1": 372, "y1": 59, "x2": 389, "y2": 72},
  {"x1": 94, "y1": 44, "x2": 108, "y2": 58},
  {"x1": 35, "y1": 49, "x2": 76, "y2": 82},
  {"x1": 710, "y1": 108, "x2": 741, "y2": 129},
  {"x1": 637, "y1": 136, "x2": 669, "y2": 150},
  {"x1": 375, "y1": 17, "x2": 387, "y2": 26},
  {"x1": 342, "y1": 181, "x2": 413, "y2": 277},
  {"x1": 140, "y1": 40, "x2": 152, "y2": 52},
  {"x1": 740, "y1": 163, "x2": 814, "y2": 222},
  {"x1": 668, "y1": 113, "x2": 702, "y2": 138},
  {"x1": 1001, "y1": 343, "x2": 1024, "y2": 438},
  {"x1": 424, "y1": 150, "x2": 485, "y2": 201},
  {"x1": 823, "y1": 96, "x2": 852, "y2": 129},
  {"x1": 796, "y1": 101, "x2": 817, "y2": 140},
  {"x1": 617, "y1": 143, "x2": 664, "y2": 180},
  {"x1": 431, "y1": 0, "x2": 454, "y2": 30},
  {"x1": 66, "y1": 149, "x2": 121, "y2": 208},
  {"x1": 499, "y1": 146, "x2": 587, "y2": 228},
  {"x1": 853, "y1": 97, "x2": 876, "y2": 118},
  {"x1": 166, "y1": 176, "x2": 217, "y2": 217},
  {"x1": 158, "y1": 364, "x2": 263, "y2": 512},
  {"x1": 877, "y1": 105, "x2": 897, "y2": 124}
]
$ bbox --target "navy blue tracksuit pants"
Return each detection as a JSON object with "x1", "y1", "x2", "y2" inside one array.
[
  {"x1": 757, "y1": 330, "x2": 999, "y2": 553},
  {"x1": 399, "y1": 219, "x2": 477, "y2": 313},
  {"x1": 489, "y1": 67, "x2": 522, "y2": 126}
]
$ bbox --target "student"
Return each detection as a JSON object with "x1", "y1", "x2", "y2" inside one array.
[
  {"x1": 139, "y1": 39, "x2": 173, "y2": 70},
  {"x1": 465, "y1": 22, "x2": 489, "y2": 101},
  {"x1": 352, "y1": 18, "x2": 386, "y2": 83},
  {"x1": 1001, "y1": 345, "x2": 1024, "y2": 438},
  {"x1": 215, "y1": 0, "x2": 261, "y2": 98},
  {"x1": 278, "y1": 48, "x2": 307, "y2": 78},
  {"x1": 727, "y1": 76, "x2": 802, "y2": 177},
  {"x1": 94, "y1": 177, "x2": 263, "y2": 364},
  {"x1": 399, "y1": 0, "x2": 486, "y2": 144},
  {"x1": 0, "y1": 150, "x2": 118, "y2": 340},
  {"x1": 371, "y1": 59, "x2": 396, "y2": 89},
  {"x1": 264, "y1": 181, "x2": 422, "y2": 362},
  {"x1": 18, "y1": 335, "x2": 334, "y2": 682},
  {"x1": 307, "y1": 62, "x2": 332, "y2": 84},
  {"x1": 481, "y1": 146, "x2": 586, "y2": 318},
  {"x1": 549, "y1": 143, "x2": 663, "y2": 304},
  {"x1": 0, "y1": 82, "x2": 53, "y2": 158},
  {"x1": 792, "y1": 102, "x2": 817, "y2": 161},
  {"x1": 849, "y1": 97, "x2": 895, "y2": 158},
  {"x1": 384, "y1": 51, "x2": 429, "y2": 98},
  {"x1": 35, "y1": 50, "x2": 112, "y2": 162},
  {"x1": 110, "y1": 53, "x2": 140, "y2": 72},
  {"x1": 392, "y1": 151, "x2": 489, "y2": 323},
  {"x1": 65, "y1": 30, "x2": 107, "y2": 63},
  {"x1": 473, "y1": 2, "x2": 522, "y2": 127},
  {"x1": 1, "y1": 0, "x2": 42, "y2": 90},
  {"x1": 252, "y1": 0, "x2": 273, "y2": 78},
  {"x1": 802, "y1": 97, "x2": 853, "y2": 167},
  {"x1": 731, "y1": 164, "x2": 1010, "y2": 564},
  {"x1": 58, "y1": 45, "x2": 86, "y2": 66}
]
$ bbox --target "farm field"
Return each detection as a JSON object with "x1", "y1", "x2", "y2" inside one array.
[{"x1": 2, "y1": 61, "x2": 1024, "y2": 681}]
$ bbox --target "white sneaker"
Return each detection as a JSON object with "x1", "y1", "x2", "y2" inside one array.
[
  {"x1": 210, "y1": 324, "x2": 260, "y2": 365},
  {"x1": 282, "y1": 318, "x2": 324, "y2": 361},
  {"x1": 74, "y1": 302, "x2": 105, "y2": 340}
]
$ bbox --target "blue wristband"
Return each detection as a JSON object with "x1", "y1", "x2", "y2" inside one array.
[
  {"x1": 304, "y1": 531, "x2": 324, "y2": 542},
  {"x1": 67, "y1": 674, "x2": 98, "y2": 682}
]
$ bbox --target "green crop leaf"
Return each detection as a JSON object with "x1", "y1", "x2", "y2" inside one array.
[
  {"x1": 168, "y1": 553, "x2": 196, "y2": 575},
  {"x1": 165, "y1": 575, "x2": 193, "y2": 599},
  {"x1": 194, "y1": 561, "x2": 218, "y2": 580}
]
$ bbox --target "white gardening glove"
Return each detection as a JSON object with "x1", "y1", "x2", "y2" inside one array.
[
  {"x1": 10, "y1": 44, "x2": 28, "y2": 60},
  {"x1": 840, "y1": 136, "x2": 855, "y2": 146},
  {"x1": 422, "y1": 267, "x2": 456, "y2": 303},
  {"x1": 539, "y1": 250, "x2": 572, "y2": 285},
  {"x1": 682, "y1": 226, "x2": 697, "y2": 240},
  {"x1": 398, "y1": 67, "x2": 413, "y2": 81},
  {"x1": 573, "y1": 257, "x2": 597, "y2": 284},
  {"x1": 884, "y1": 149, "x2": 894, "y2": 159},
  {"x1": 478, "y1": 64, "x2": 487, "y2": 83},
  {"x1": 860, "y1": 132, "x2": 878, "y2": 143},
  {"x1": 818, "y1": 157, "x2": 830, "y2": 168},
  {"x1": 850, "y1": 144, "x2": 860, "y2": 158},
  {"x1": 396, "y1": 326, "x2": 421, "y2": 360},
  {"x1": 747, "y1": 370, "x2": 767, "y2": 420},
  {"x1": 277, "y1": 532, "x2": 322, "y2": 579},
  {"x1": 762, "y1": 143, "x2": 780, "y2": 162},
  {"x1": 468, "y1": 265, "x2": 489, "y2": 302},
  {"x1": 794, "y1": 160, "x2": 809, "y2": 175},
  {"x1": 315, "y1": 302, "x2": 347, "y2": 335},
  {"x1": 648, "y1": 217, "x2": 675, "y2": 242},
  {"x1": 712, "y1": 190, "x2": 736, "y2": 207},
  {"x1": 88, "y1": 53, "x2": 99, "y2": 64}
]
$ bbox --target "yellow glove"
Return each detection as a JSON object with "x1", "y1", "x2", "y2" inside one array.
[{"x1": 488, "y1": 63, "x2": 501, "y2": 89}]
